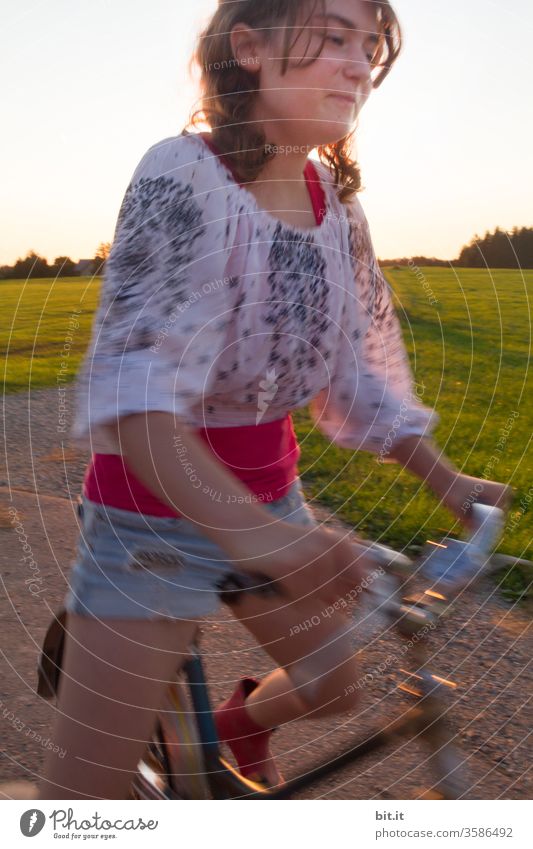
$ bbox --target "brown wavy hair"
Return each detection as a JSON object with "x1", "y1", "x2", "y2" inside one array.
[{"x1": 184, "y1": 0, "x2": 401, "y2": 203}]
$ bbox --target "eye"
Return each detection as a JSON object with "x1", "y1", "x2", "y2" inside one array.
[{"x1": 326, "y1": 34, "x2": 345, "y2": 47}]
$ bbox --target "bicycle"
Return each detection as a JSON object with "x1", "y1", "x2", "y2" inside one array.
[{"x1": 36, "y1": 502, "x2": 505, "y2": 801}]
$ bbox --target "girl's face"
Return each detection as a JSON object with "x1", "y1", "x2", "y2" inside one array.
[{"x1": 235, "y1": 0, "x2": 379, "y2": 148}]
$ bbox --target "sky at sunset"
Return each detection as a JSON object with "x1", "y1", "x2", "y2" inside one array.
[{"x1": 2, "y1": 0, "x2": 531, "y2": 265}]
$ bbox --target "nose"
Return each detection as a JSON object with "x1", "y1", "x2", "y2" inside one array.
[{"x1": 343, "y1": 40, "x2": 372, "y2": 89}]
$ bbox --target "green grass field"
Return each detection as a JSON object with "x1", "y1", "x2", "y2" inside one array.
[
  {"x1": 2, "y1": 270, "x2": 531, "y2": 602},
  {"x1": 1, "y1": 277, "x2": 100, "y2": 393}
]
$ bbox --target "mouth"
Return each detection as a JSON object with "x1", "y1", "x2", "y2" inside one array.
[{"x1": 328, "y1": 93, "x2": 357, "y2": 108}]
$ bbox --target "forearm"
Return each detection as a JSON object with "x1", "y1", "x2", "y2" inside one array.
[
  {"x1": 388, "y1": 435, "x2": 458, "y2": 497},
  {"x1": 112, "y1": 412, "x2": 277, "y2": 559},
  {"x1": 387, "y1": 434, "x2": 512, "y2": 529}
]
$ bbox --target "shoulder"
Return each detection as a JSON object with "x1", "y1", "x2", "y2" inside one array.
[
  {"x1": 115, "y1": 132, "x2": 236, "y2": 245},
  {"x1": 343, "y1": 191, "x2": 367, "y2": 225},
  {"x1": 338, "y1": 192, "x2": 375, "y2": 269},
  {"x1": 310, "y1": 159, "x2": 369, "y2": 231},
  {"x1": 128, "y1": 131, "x2": 231, "y2": 199}
]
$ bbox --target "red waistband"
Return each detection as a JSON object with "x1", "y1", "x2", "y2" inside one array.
[{"x1": 83, "y1": 414, "x2": 301, "y2": 517}]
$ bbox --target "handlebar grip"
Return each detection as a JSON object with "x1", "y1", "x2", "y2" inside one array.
[
  {"x1": 467, "y1": 503, "x2": 505, "y2": 552},
  {"x1": 217, "y1": 571, "x2": 284, "y2": 605}
]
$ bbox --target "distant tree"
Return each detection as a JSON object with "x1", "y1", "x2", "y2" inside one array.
[
  {"x1": 510, "y1": 227, "x2": 533, "y2": 268},
  {"x1": 456, "y1": 227, "x2": 533, "y2": 268},
  {"x1": 410, "y1": 256, "x2": 448, "y2": 267},
  {"x1": 11, "y1": 251, "x2": 50, "y2": 279},
  {"x1": 91, "y1": 242, "x2": 111, "y2": 275},
  {"x1": 379, "y1": 256, "x2": 448, "y2": 267},
  {"x1": 51, "y1": 256, "x2": 77, "y2": 277}
]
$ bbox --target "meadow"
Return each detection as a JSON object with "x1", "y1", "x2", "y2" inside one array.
[{"x1": 1, "y1": 269, "x2": 531, "y2": 600}]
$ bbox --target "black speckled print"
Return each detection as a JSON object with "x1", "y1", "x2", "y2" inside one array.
[
  {"x1": 263, "y1": 222, "x2": 333, "y2": 402},
  {"x1": 347, "y1": 214, "x2": 408, "y2": 378},
  {"x1": 97, "y1": 176, "x2": 205, "y2": 355},
  {"x1": 347, "y1": 215, "x2": 376, "y2": 316},
  {"x1": 72, "y1": 131, "x2": 438, "y2": 453}
]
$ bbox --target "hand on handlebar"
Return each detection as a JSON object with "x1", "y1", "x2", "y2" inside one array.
[{"x1": 438, "y1": 473, "x2": 512, "y2": 532}]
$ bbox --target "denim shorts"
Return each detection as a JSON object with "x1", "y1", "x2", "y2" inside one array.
[{"x1": 64, "y1": 478, "x2": 317, "y2": 621}]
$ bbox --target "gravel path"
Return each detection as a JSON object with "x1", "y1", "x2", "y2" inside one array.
[
  {"x1": 1, "y1": 384, "x2": 89, "y2": 500},
  {"x1": 0, "y1": 387, "x2": 531, "y2": 799}
]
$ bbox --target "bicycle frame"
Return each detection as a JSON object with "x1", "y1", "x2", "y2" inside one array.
[{"x1": 154, "y1": 649, "x2": 461, "y2": 801}]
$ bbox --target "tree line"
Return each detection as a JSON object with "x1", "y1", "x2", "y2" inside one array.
[
  {"x1": 380, "y1": 227, "x2": 533, "y2": 269},
  {"x1": 0, "y1": 243, "x2": 110, "y2": 280},
  {"x1": 2, "y1": 226, "x2": 533, "y2": 280},
  {"x1": 456, "y1": 227, "x2": 533, "y2": 268}
]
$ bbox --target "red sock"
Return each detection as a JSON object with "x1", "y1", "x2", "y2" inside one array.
[{"x1": 214, "y1": 677, "x2": 280, "y2": 783}]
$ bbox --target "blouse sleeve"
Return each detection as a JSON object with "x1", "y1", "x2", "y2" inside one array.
[
  {"x1": 71, "y1": 136, "x2": 237, "y2": 446},
  {"x1": 309, "y1": 196, "x2": 439, "y2": 460}
]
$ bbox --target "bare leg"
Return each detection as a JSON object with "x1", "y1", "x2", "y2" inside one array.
[
  {"x1": 231, "y1": 474, "x2": 514, "y2": 731},
  {"x1": 38, "y1": 613, "x2": 198, "y2": 800},
  {"x1": 230, "y1": 594, "x2": 360, "y2": 728}
]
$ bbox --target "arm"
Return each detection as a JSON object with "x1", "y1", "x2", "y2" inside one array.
[
  {"x1": 115, "y1": 411, "x2": 280, "y2": 560},
  {"x1": 388, "y1": 435, "x2": 512, "y2": 527},
  {"x1": 388, "y1": 435, "x2": 458, "y2": 510},
  {"x1": 115, "y1": 411, "x2": 375, "y2": 602},
  {"x1": 310, "y1": 197, "x2": 511, "y2": 527}
]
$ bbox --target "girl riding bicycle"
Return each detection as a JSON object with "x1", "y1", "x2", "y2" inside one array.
[{"x1": 28, "y1": 0, "x2": 511, "y2": 798}]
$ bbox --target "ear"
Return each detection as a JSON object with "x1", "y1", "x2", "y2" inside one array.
[{"x1": 229, "y1": 23, "x2": 262, "y2": 74}]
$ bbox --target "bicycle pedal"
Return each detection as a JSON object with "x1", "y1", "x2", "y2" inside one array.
[
  {"x1": 402, "y1": 590, "x2": 448, "y2": 616},
  {"x1": 397, "y1": 678, "x2": 424, "y2": 697}
]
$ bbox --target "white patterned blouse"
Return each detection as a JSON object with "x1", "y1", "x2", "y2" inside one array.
[{"x1": 71, "y1": 131, "x2": 438, "y2": 457}]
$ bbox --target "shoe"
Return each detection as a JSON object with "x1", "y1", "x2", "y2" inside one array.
[{"x1": 214, "y1": 677, "x2": 284, "y2": 788}]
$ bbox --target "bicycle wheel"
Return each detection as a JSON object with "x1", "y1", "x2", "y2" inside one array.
[{"x1": 132, "y1": 671, "x2": 210, "y2": 799}]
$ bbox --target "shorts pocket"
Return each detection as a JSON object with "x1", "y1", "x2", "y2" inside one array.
[{"x1": 124, "y1": 542, "x2": 188, "y2": 574}]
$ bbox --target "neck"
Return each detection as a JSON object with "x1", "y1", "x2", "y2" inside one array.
[
  {"x1": 258, "y1": 147, "x2": 310, "y2": 185},
  {"x1": 249, "y1": 112, "x2": 312, "y2": 188}
]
